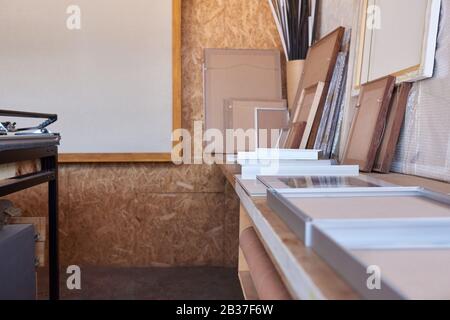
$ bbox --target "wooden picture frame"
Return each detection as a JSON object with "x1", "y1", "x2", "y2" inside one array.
[
  {"x1": 353, "y1": 0, "x2": 441, "y2": 92},
  {"x1": 342, "y1": 76, "x2": 395, "y2": 172},
  {"x1": 374, "y1": 83, "x2": 413, "y2": 173},
  {"x1": 291, "y1": 27, "x2": 344, "y2": 120}
]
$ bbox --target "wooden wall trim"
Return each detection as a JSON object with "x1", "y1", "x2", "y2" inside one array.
[{"x1": 59, "y1": 153, "x2": 173, "y2": 163}]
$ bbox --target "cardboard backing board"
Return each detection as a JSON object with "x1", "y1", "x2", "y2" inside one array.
[
  {"x1": 291, "y1": 194, "x2": 450, "y2": 220},
  {"x1": 223, "y1": 99, "x2": 287, "y2": 153},
  {"x1": 256, "y1": 108, "x2": 289, "y2": 149},
  {"x1": 204, "y1": 49, "x2": 283, "y2": 153},
  {"x1": 312, "y1": 219, "x2": 450, "y2": 299},
  {"x1": 374, "y1": 83, "x2": 413, "y2": 173},
  {"x1": 351, "y1": 249, "x2": 450, "y2": 300},
  {"x1": 342, "y1": 76, "x2": 396, "y2": 172},
  {"x1": 284, "y1": 122, "x2": 307, "y2": 149},
  {"x1": 291, "y1": 27, "x2": 345, "y2": 121}
]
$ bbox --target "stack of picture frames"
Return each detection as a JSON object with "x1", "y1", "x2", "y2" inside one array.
[
  {"x1": 342, "y1": 76, "x2": 413, "y2": 173},
  {"x1": 314, "y1": 30, "x2": 352, "y2": 159},
  {"x1": 284, "y1": 27, "x2": 345, "y2": 149},
  {"x1": 373, "y1": 83, "x2": 412, "y2": 173},
  {"x1": 282, "y1": 24, "x2": 413, "y2": 175}
]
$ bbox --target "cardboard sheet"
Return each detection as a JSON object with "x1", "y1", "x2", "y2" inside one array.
[
  {"x1": 352, "y1": 249, "x2": 450, "y2": 300},
  {"x1": 287, "y1": 195, "x2": 450, "y2": 220},
  {"x1": 204, "y1": 49, "x2": 283, "y2": 153},
  {"x1": 256, "y1": 108, "x2": 289, "y2": 149},
  {"x1": 223, "y1": 99, "x2": 287, "y2": 153}
]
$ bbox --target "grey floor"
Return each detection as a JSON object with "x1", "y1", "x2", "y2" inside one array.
[{"x1": 38, "y1": 267, "x2": 244, "y2": 300}]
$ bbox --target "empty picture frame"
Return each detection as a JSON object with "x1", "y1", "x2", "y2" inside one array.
[
  {"x1": 204, "y1": 49, "x2": 283, "y2": 152},
  {"x1": 255, "y1": 108, "x2": 289, "y2": 149},
  {"x1": 374, "y1": 83, "x2": 413, "y2": 173},
  {"x1": 292, "y1": 85, "x2": 317, "y2": 124},
  {"x1": 223, "y1": 99, "x2": 287, "y2": 153},
  {"x1": 291, "y1": 27, "x2": 345, "y2": 118},
  {"x1": 354, "y1": 0, "x2": 441, "y2": 90},
  {"x1": 298, "y1": 83, "x2": 327, "y2": 149},
  {"x1": 342, "y1": 76, "x2": 395, "y2": 172}
]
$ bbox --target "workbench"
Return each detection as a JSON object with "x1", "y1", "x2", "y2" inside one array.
[
  {"x1": 0, "y1": 110, "x2": 60, "y2": 300},
  {"x1": 219, "y1": 164, "x2": 450, "y2": 300}
]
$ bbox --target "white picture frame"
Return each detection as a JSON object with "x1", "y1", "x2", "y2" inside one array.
[{"x1": 353, "y1": 0, "x2": 441, "y2": 92}]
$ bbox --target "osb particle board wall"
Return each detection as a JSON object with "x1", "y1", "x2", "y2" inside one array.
[
  {"x1": 5, "y1": 0, "x2": 284, "y2": 268},
  {"x1": 182, "y1": 0, "x2": 285, "y2": 131}
]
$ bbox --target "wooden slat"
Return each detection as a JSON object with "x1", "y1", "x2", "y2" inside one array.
[
  {"x1": 172, "y1": 0, "x2": 182, "y2": 143},
  {"x1": 0, "y1": 171, "x2": 55, "y2": 197}
]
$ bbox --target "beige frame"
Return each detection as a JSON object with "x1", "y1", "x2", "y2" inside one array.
[{"x1": 59, "y1": 0, "x2": 182, "y2": 163}]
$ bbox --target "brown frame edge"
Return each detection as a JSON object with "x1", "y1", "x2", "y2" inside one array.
[{"x1": 60, "y1": 0, "x2": 182, "y2": 164}]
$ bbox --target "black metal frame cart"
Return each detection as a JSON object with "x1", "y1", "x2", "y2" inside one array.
[{"x1": 0, "y1": 110, "x2": 60, "y2": 300}]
